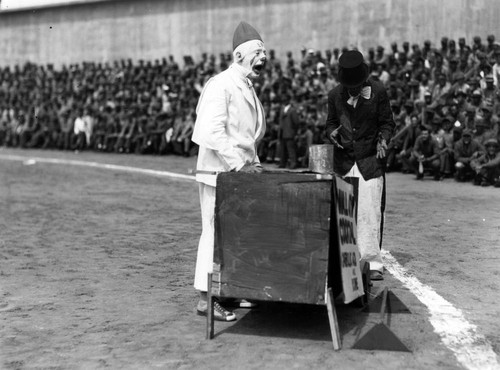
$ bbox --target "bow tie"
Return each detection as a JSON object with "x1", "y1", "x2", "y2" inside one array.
[{"x1": 347, "y1": 86, "x2": 371, "y2": 107}]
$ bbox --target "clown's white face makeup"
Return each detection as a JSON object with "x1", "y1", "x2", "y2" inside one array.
[{"x1": 236, "y1": 41, "x2": 267, "y2": 80}]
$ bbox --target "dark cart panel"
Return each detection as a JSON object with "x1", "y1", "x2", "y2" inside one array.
[{"x1": 213, "y1": 172, "x2": 333, "y2": 305}]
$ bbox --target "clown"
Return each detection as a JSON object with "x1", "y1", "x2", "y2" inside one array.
[{"x1": 191, "y1": 21, "x2": 267, "y2": 321}]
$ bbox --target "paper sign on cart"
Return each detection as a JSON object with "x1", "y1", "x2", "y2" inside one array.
[{"x1": 333, "y1": 177, "x2": 364, "y2": 304}]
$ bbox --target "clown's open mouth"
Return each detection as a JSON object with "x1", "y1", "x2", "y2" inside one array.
[{"x1": 252, "y1": 62, "x2": 265, "y2": 75}]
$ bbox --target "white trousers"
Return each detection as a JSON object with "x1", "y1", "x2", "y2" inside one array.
[
  {"x1": 345, "y1": 163, "x2": 384, "y2": 272},
  {"x1": 194, "y1": 183, "x2": 216, "y2": 292}
]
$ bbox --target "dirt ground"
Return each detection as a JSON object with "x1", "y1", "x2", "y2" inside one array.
[{"x1": 0, "y1": 147, "x2": 499, "y2": 370}]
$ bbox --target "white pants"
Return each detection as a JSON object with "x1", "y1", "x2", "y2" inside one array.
[
  {"x1": 345, "y1": 163, "x2": 384, "y2": 272},
  {"x1": 194, "y1": 183, "x2": 216, "y2": 292}
]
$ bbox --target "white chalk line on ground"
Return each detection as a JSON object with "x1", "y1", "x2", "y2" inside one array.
[
  {"x1": 0, "y1": 153, "x2": 196, "y2": 181},
  {"x1": 383, "y1": 250, "x2": 499, "y2": 370},
  {"x1": 1, "y1": 152, "x2": 498, "y2": 368}
]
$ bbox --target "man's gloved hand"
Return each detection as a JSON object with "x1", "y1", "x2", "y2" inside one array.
[
  {"x1": 328, "y1": 125, "x2": 344, "y2": 149},
  {"x1": 376, "y1": 138, "x2": 388, "y2": 159}
]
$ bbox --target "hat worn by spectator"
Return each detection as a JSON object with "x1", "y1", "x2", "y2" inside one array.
[
  {"x1": 476, "y1": 51, "x2": 486, "y2": 59},
  {"x1": 338, "y1": 50, "x2": 369, "y2": 88},
  {"x1": 481, "y1": 103, "x2": 492, "y2": 112},
  {"x1": 472, "y1": 89, "x2": 482, "y2": 97},
  {"x1": 442, "y1": 115, "x2": 453, "y2": 123},
  {"x1": 484, "y1": 138, "x2": 499, "y2": 148},
  {"x1": 432, "y1": 116, "x2": 442, "y2": 125},
  {"x1": 485, "y1": 74, "x2": 494, "y2": 82},
  {"x1": 233, "y1": 21, "x2": 263, "y2": 51},
  {"x1": 475, "y1": 118, "x2": 488, "y2": 127},
  {"x1": 462, "y1": 128, "x2": 473, "y2": 137},
  {"x1": 469, "y1": 77, "x2": 480, "y2": 84}
]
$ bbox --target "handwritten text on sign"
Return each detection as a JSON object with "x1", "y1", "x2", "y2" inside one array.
[{"x1": 334, "y1": 177, "x2": 363, "y2": 303}]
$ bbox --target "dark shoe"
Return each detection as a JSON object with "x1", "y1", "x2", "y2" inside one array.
[
  {"x1": 415, "y1": 175, "x2": 423, "y2": 180},
  {"x1": 370, "y1": 270, "x2": 384, "y2": 281},
  {"x1": 481, "y1": 181, "x2": 491, "y2": 187},
  {"x1": 197, "y1": 300, "x2": 236, "y2": 322},
  {"x1": 494, "y1": 181, "x2": 500, "y2": 188}
]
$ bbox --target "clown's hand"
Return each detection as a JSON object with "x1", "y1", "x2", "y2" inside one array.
[
  {"x1": 329, "y1": 125, "x2": 344, "y2": 149},
  {"x1": 240, "y1": 162, "x2": 263, "y2": 173},
  {"x1": 376, "y1": 138, "x2": 388, "y2": 159}
]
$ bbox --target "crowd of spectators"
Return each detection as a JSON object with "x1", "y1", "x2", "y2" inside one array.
[{"x1": 0, "y1": 34, "x2": 499, "y2": 186}]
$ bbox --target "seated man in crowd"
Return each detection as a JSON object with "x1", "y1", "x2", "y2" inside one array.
[
  {"x1": 171, "y1": 109, "x2": 195, "y2": 157},
  {"x1": 2, "y1": 108, "x2": 21, "y2": 147},
  {"x1": 435, "y1": 116, "x2": 455, "y2": 178},
  {"x1": 454, "y1": 128, "x2": 484, "y2": 182},
  {"x1": 102, "y1": 111, "x2": 122, "y2": 152},
  {"x1": 473, "y1": 117, "x2": 497, "y2": 147},
  {"x1": 57, "y1": 110, "x2": 75, "y2": 150},
  {"x1": 92, "y1": 110, "x2": 110, "y2": 151},
  {"x1": 385, "y1": 114, "x2": 407, "y2": 172},
  {"x1": 408, "y1": 127, "x2": 441, "y2": 180},
  {"x1": 0, "y1": 111, "x2": 7, "y2": 146},
  {"x1": 114, "y1": 110, "x2": 135, "y2": 153},
  {"x1": 470, "y1": 138, "x2": 500, "y2": 186},
  {"x1": 296, "y1": 120, "x2": 314, "y2": 168},
  {"x1": 398, "y1": 114, "x2": 422, "y2": 173},
  {"x1": 73, "y1": 107, "x2": 94, "y2": 151}
]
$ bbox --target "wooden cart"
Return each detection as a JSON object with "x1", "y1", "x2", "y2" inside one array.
[{"x1": 206, "y1": 171, "x2": 368, "y2": 349}]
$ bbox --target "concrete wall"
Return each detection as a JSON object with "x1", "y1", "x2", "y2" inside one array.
[{"x1": 0, "y1": 0, "x2": 499, "y2": 67}]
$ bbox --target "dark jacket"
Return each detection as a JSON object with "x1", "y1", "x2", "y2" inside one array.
[
  {"x1": 412, "y1": 135, "x2": 440, "y2": 161},
  {"x1": 279, "y1": 105, "x2": 300, "y2": 139},
  {"x1": 325, "y1": 78, "x2": 395, "y2": 180},
  {"x1": 454, "y1": 138, "x2": 483, "y2": 163}
]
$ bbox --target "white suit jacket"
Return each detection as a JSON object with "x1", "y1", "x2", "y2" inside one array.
[{"x1": 192, "y1": 63, "x2": 266, "y2": 186}]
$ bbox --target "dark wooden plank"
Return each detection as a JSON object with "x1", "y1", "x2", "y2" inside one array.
[
  {"x1": 207, "y1": 273, "x2": 214, "y2": 340},
  {"x1": 327, "y1": 287, "x2": 342, "y2": 350}
]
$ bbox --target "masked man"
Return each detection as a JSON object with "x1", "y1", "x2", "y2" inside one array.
[
  {"x1": 325, "y1": 50, "x2": 395, "y2": 281},
  {"x1": 191, "y1": 22, "x2": 267, "y2": 321}
]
